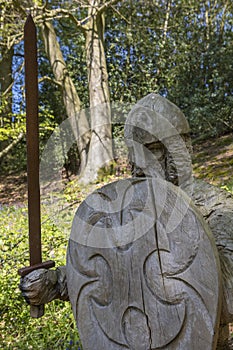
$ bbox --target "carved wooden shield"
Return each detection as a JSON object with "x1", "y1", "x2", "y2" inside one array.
[{"x1": 67, "y1": 178, "x2": 221, "y2": 350}]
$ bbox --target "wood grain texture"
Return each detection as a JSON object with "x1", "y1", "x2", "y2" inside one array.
[
  {"x1": 193, "y1": 181, "x2": 233, "y2": 322},
  {"x1": 193, "y1": 179, "x2": 233, "y2": 336},
  {"x1": 67, "y1": 178, "x2": 221, "y2": 349}
]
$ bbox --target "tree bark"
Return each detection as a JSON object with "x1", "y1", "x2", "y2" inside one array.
[
  {"x1": 0, "y1": 2, "x2": 14, "y2": 123},
  {"x1": 0, "y1": 39, "x2": 14, "y2": 153},
  {"x1": 0, "y1": 46, "x2": 13, "y2": 109},
  {"x1": 80, "y1": 0, "x2": 113, "y2": 183},
  {"x1": 40, "y1": 21, "x2": 91, "y2": 173}
]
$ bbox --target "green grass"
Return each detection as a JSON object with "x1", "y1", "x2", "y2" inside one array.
[
  {"x1": 0, "y1": 205, "x2": 82, "y2": 350},
  {"x1": 0, "y1": 172, "x2": 125, "y2": 350}
]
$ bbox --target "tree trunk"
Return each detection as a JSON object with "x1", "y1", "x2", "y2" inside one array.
[
  {"x1": 40, "y1": 21, "x2": 91, "y2": 173},
  {"x1": 80, "y1": 1, "x2": 113, "y2": 183},
  {"x1": 0, "y1": 47, "x2": 13, "y2": 112},
  {"x1": 0, "y1": 46, "x2": 14, "y2": 153},
  {"x1": 0, "y1": 0, "x2": 14, "y2": 126}
]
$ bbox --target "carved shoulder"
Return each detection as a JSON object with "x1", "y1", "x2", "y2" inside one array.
[{"x1": 193, "y1": 179, "x2": 233, "y2": 323}]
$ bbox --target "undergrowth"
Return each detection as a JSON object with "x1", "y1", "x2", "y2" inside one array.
[{"x1": 0, "y1": 205, "x2": 82, "y2": 350}]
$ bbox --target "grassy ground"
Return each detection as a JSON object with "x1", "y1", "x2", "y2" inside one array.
[
  {"x1": 1, "y1": 133, "x2": 233, "y2": 206},
  {"x1": 0, "y1": 133, "x2": 233, "y2": 349},
  {"x1": 192, "y1": 133, "x2": 233, "y2": 192}
]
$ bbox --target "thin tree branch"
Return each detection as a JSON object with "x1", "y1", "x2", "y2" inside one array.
[
  {"x1": 38, "y1": 76, "x2": 62, "y2": 87},
  {"x1": 12, "y1": 0, "x2": 27, "y2": 17},
  {"x1": 162, "y1": 0, "x2": 171, "y2": 47},
  {"x1": 35, "y1": 0, "x2": 122, "y2": 30},
  {"x1": 0, "y1": 132, "x2": 24, "y2": 161},
  {"x1": 98, "y1": 0, "x2": 123, "y2": 15},
  {"x1": 2, "y1": 61, "x2": 24, "y2": 97},
  {"x1": 110, "y1": 4, "x2": 131, "y2": 24}
]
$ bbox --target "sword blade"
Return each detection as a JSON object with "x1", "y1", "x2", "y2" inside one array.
[
  {"x1": 24, "y1": 14, "x2": 42, "y2": 267},
  {"x1": 18, "y1": 15, "x2": 55, "y2": 319}
]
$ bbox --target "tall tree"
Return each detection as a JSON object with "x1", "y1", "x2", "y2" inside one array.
[
  {"x1": 21, "y1": 0, "x2": 117, "y2": 181},
  {"x1": 0, "y1": 0, "x2": 25, "y2": 158},
  {"x1": 81, "y1": 0, "x2": 113, "y2": 182},
  {"x1": 40, "y1": 19, "x2": 91, "y2": 173}
]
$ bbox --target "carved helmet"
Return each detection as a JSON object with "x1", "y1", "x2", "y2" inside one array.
[{"x1": 124, "y1": 93, "x2": 193, "y2": 194}]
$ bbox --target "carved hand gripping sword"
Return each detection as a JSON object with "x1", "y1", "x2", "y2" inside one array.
[{"x1": 18, "y1": 15, "x2": 55, "y2": 318}]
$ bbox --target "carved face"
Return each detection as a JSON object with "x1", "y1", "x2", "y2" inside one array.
[{"x1": 124, "y1": 94, "x2": 193, "y2": 195}]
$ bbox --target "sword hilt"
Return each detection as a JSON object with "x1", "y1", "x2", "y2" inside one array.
[
  {"x1": 18, "y1": 260, "x2": 55, "y2": 277},
  {"x1": 18, "y1": 260, "x2": 55, "y2": 318}
]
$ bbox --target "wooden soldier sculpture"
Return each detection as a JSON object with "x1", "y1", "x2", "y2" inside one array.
[
  {"x1": 124, "y1": 94, "x2": 233, "y2": 349},
  {"x1": 20, "y1": 94, "x2": 233, "y2": 349}
]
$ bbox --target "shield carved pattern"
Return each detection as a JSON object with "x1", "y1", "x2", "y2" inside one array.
[{"x1": 67, "y1": 178, "x2": 221, "y2": 350}]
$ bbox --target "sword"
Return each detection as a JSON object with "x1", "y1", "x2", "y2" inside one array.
[{"x1": 18, "y1": 14, "x2": 55, "y2": 318}]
